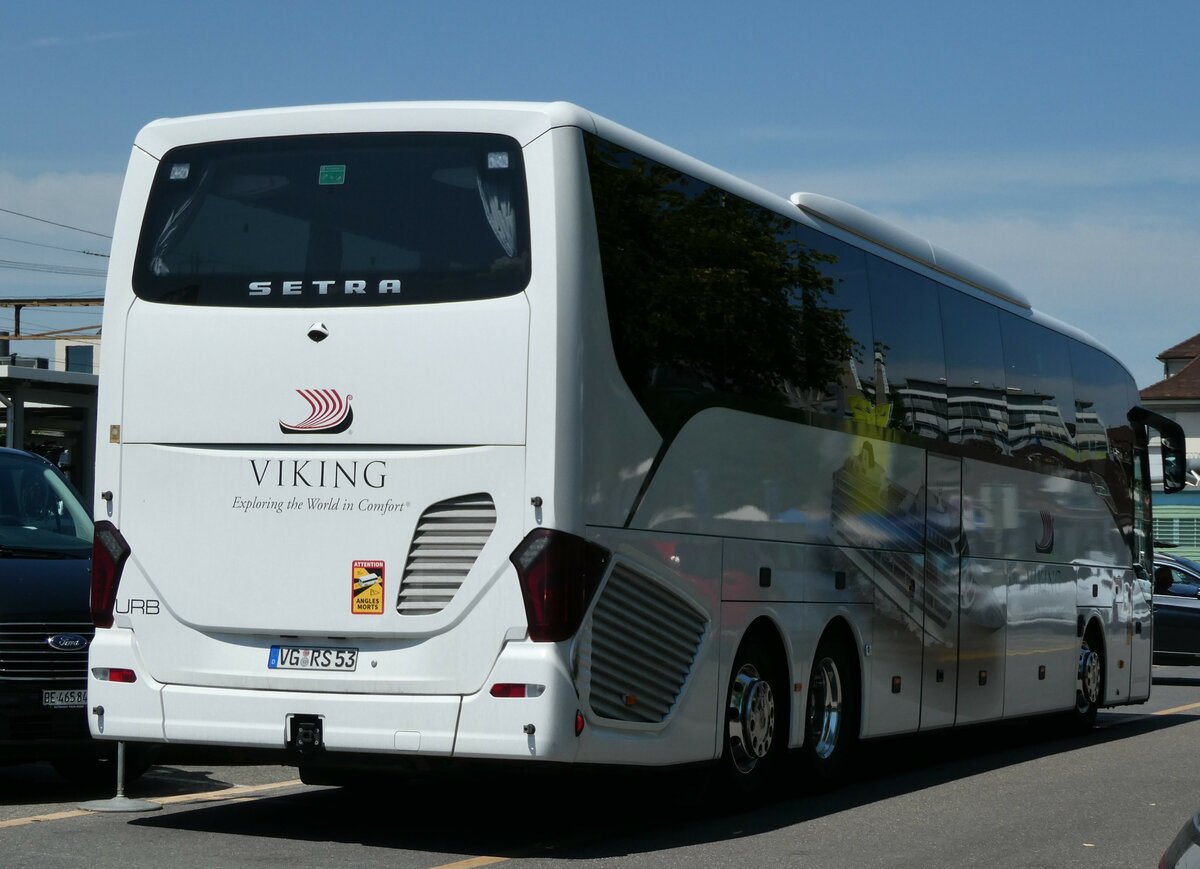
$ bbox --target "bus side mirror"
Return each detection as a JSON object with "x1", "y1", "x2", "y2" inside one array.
[
  {"x1": 1158, "y1": 433, "x2": 1187, "y2": 494},
  {"x1": 1130, "y1": 406, "x2": 1188, "y2": 494},
  {"x1": 1163, "y1": 449, "x2": 1184, "y2": 493}
]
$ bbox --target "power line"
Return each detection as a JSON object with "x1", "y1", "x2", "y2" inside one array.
[
  {"x1": 0, "y1": 206, "x2": 112, "y2": 239},
  {"x1": 0, "y1": 291, "x2": 105, "y2": 302},
  {"x1": 0, "y1": 234, "x2": 109, "y2": 258},
  {"x1": 0, "y1": 258, "x2": 108, "y2": 277}
]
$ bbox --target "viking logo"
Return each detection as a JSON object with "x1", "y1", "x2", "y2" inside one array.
[{"x1": 280, "y1": 389, "x2": 354, "y2": 435}]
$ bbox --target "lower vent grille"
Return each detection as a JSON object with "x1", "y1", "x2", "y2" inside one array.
[
  {"x1": 397, "y1": 493, "x2": 496, "y2": 616},
  {"x1": 586, "y1": 564, "x2": 707, "y2": 724}
]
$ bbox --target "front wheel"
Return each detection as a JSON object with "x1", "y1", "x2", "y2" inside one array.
[
  {"x1": 802, "y1": 634, "x2": 858, "y2": 787},
  {"x1": 1067, "y1": 632, "x2": 1104, "y2": 731},
  {"x1": 721, "y1": 637, "x2": 786, "y2": 796}
]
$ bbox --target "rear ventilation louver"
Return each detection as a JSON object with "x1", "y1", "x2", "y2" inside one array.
[
  {"x1": 585, "y1": 564, "x2": 707, "y2": 724},
  {"x1": 397, "y1": 493, "x2": 496, "y2": 616}
]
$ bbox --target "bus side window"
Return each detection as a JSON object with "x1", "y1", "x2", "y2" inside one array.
[
  {"x1": 940, "y1": 287, "x2": 1008, "y2": 455},
  {"x1": 865, "y1": 257, "x2": 948, "y2": 440},
  {"x1": 1000, "y1": 314, "x2": 1077, "y2": 467},
  {"x1": 794, "y1": 226, "x2": 872, "y2": 420}
]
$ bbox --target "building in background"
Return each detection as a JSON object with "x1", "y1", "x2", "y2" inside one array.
[
  {"x1": 1140, "y1": 332, "x2": 1200, "y2": 558},
  {"x1": 0, "y1": 333, "x2": 99, "y2": 500}
]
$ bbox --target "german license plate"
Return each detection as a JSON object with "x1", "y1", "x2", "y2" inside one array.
[
  {"x1": 43, "y1": 689, "x2": 86, "y2": 708},
  {"x1": 268, "y1": 646, "x2": 358, "y2": 671}
]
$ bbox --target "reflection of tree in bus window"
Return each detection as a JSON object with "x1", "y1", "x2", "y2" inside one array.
[{"x1": 585, "y1": 135, "x2": 860, "y2": 439}]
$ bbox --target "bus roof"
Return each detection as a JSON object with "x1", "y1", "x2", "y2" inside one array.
[{"x1": 129, "y1": 100, "x2": 1126, "y2": 375}]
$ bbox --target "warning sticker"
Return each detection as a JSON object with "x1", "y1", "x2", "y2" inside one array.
[{"x1": 351, "y1": 560, "x2": 385, "y2": 615}]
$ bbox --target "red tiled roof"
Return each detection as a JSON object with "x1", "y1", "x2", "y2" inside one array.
[
  {"x1": 1141, "y1": 355, "x2": 1200, "y2": 400},
  {"x1": 1157, "y1": 332, "x2": 1200, "y2": 361}
]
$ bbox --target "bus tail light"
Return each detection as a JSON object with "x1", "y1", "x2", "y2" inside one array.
[
  {"x1": 92, "y1": 521, "x2": 132, "y2": 629},
  {"x1": 509, "y1": 528, "x2": 610, "y2": 642},
  {"x1": 490, "y1": 683, "x2": 546, "y2": 698},
  {"x1": 92, "y1": 667, "x2": 137, "y2": 683}
]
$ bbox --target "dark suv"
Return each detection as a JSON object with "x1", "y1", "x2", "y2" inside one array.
[
  {"x1": 1153, "y1": 551, "x2": 1200, "y2": 662},
  {"x1": 0, "y1": 447, "x2": 119, "y2": 782}
]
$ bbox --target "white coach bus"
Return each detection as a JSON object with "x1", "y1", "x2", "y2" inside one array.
[{"x1": 88, "y1": 102, "x2": 1186, "y2": 792}]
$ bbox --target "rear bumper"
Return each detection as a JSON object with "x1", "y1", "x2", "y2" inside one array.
[{"x1": 87, "y1": 628, "x2": 581, "y2": 762}]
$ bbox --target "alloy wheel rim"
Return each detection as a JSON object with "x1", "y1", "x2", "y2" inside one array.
[
  {"x1": 1078, "y1": 645, "x2": 1101, "y2": 711},
  {"x1": 808, "y1": 656, "x2": 843, "y2": 760},
  {"x1": 727, "y1": 663, "x2": 775, "y2": 774}
]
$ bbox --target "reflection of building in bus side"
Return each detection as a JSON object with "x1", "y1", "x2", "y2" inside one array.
[
  {"x1": 947, "y1": 385, "x2": 1008, "y2": 452},
  {"x1": 890, "y1": 378, "x2": 948, "y2": 442},
  {"x1": 1006, "y1": 393, "x2": 1074, "y2": 460},
  {"x1": 1074, "y1": 404, "x2": 1111, "y2": 463}
]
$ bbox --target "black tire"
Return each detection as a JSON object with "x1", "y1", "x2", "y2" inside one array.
[
  {"x1": 802, "y1": 633, "x2": 859, "y2": 788},
  {"x1": 721, "y1": 634, "x2": 788, "y2": 797},
  {"x1": 1067, "y1": 629, "x2": 1104, "y2": 731}
]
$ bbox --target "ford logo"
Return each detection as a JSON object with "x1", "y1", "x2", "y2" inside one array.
[{"x1": 46, "y1": 634, "x2": 89, "y2": 652}]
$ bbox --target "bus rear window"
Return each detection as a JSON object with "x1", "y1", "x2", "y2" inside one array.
[{"x1": 133, "y1": 132, "x2": 531, "y2": 307}]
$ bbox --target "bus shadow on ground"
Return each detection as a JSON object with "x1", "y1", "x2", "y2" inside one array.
[
  {"x1": 0, "y1": 763, "x2": 117, "y2": 808},
  {"x1": 0, "y1": 746, "x2": 296, "y2": 809},
  {"x1": 128, "y1": 711, "x2": 1194, "y2": 860}
]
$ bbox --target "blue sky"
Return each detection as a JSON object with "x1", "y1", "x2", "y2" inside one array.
[{"x1": 1, "y1": 1, "x2": 1197, "y2": 386}]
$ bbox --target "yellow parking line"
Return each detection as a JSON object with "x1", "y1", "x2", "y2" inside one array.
[
  {"x1": 426, "y1": 859, "x2": 509, "y2": 869},
  {"x1": 1154, "y1": 700, "x2": 1200, "y2": 717},
  {"x1": 0, "y1": 777, "x2": 304, "y2": 829},
  {"x1": 150, "y1": 778, "x2": 303, "y2": 805},
  {"x1": 0, "y1": 808, "x2": 92, "y2": 829}
]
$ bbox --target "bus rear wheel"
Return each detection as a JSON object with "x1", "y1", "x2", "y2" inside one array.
[
  {"x1": 803, "y1": 634, "x2": 858, "y2": 787},
  {"x1": 721, "y1": 637, "x2": 786, "y2": 796}
]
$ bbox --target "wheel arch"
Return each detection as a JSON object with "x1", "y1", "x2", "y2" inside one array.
[{"x1": 734, "y1": 614, "x2": 792, "y2": 686}]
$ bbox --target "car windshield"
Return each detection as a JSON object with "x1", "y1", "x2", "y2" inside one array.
[{"x1": 0, "y1": 454, "x2": 92, "y2": 558}]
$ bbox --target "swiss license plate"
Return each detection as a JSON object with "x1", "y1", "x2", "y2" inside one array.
[
  {"x1": 268, "y1": 646, "x2": 358, "y2": 672},
  {"x1": 43, "y1": 689, "x2": 86, "y2": 708}
]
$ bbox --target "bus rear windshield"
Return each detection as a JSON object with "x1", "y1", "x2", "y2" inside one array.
[{"x1": 132, "y1": 132, "x2": 531, "y2": 307}]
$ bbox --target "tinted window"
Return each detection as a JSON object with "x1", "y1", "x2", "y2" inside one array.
[
  {"x1": 65, "y1": 345, "x2": 95, "y2": 374},
  {"x1": 796, "y1": 226, "x2": 874, "y2": 421},
  {"x1": 1000, "y1": 314, "x2": 1076, "y2": 464},
  {"x1": 940, "y1": 288, "x2": 1008, "y2": 453},
  {"x1": 866, "y1": 258, "x2": 947, "y2": 440},
  {"x1": 1070, "y1": 341, "x2": 1136, "y2": 457},
  {"x1": 1071, "y1": 340, "x2": 1137, "y2": 532},
  {"x1": 585, "y1": 135, "x2": 859, "y2": 435},
  {"x1": 133, "y1": 133, "x2": 531, "y2": 307}
]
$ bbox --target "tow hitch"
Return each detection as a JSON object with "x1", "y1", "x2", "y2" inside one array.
[{"x1": 288, "y1": 714, "x2": 324, "y2": 755}]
